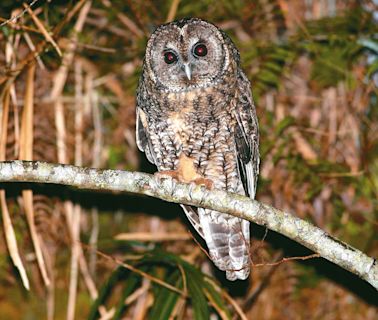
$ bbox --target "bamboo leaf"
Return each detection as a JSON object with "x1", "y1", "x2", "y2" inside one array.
[
  {"x1": 203, "y1": 280, "x2": 231, "y2": 319},
  {"x1": 275, "y1": 116, "x2": 295, "y2": 136},
  {"x1": 186, "y1": 268, "x2": 210, "y2": 320},
  {"x1": 87, "y1": 267, "x2": 131, "y2": 320},
  {"x1": 148, "y1": 270, "x2": 182, "y2": 320},
  {"x1": 113, "y1": 271, "x2": 143, "y2": 320}
]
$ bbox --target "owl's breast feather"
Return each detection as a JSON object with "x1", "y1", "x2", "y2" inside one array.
[{"x1": 166, "y1": 109, "x2": 191, "y2": 144}]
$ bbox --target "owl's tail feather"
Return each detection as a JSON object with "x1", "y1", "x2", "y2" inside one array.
[{"x1": 198, "y1": 208, "x2": 250, "y2": 281}]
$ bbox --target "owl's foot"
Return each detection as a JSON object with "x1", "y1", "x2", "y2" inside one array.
[
  {"x1": 191, "y1": 177, "x2": 214, "y2": 190},
  {"x1": 154, "y1": 170, "x2": 181, "y2": 181},
  {"x1": 155, "y1": 171, "x2": 214, "y2": 189}
]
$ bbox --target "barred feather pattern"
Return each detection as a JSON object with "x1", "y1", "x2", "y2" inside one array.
[{"x1": 136, "y1": 18, "x2": 259, "y2": 280}]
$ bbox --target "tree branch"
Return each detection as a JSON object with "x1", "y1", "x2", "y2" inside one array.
[{"x1": 0, "y1": 160, "x2": 377, "y2": 290}]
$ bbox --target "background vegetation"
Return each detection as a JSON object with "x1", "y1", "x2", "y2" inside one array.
[{"x1": 0, "y1": 0, "x2": 377, "y2": 319}]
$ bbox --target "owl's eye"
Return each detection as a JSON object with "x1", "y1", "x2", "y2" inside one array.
[
  {"x1": 163, "y1": 51, "x2": 177, "y2": 64},
  {"x1": 193, "y1": 43, "x2": 207, "y2": 57}
]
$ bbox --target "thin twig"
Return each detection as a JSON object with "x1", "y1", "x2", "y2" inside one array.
[
  {"x1": 23, "y1": 33, "x2": 45, "y2": 69},
  {"x1": 115, "y1": 232, "x2": 192, "y2": 242},
  {"x1": 204, "y1": 288, "x2": 229, "y2": 320},
  {"x1": 117, "y1": 13, "x2": 144, "y2": 38},
  {"x1": 89, "y1": 246, "x2": 186, "y2": 297},
  {"x1": 252, "y1": 253, "x2": 321, "y2": 267},
  {"x1": 166, "y1": 0, "x2": 181, "y2": 22},
  {"x1": 133, "y1": 278, "x2": 151, "y2": 320},
  {"x1": 0, "y1": 17, "x2": 41, "y2": 33},
  {"x1": 23, "y1": 3, "x2": 62, "y2": 56},
  {"x1": 243, "y1": 252, "x2": 284, "y2": 311},
  {"x1": 318, "y1": 171, "x2": 364, "y2": 178},
  {"x1": 189, "y1": 230, "x2": 213, "y2": 260},
  {"x1": 0, "y1": 0, "x2": 39, "y2": 27},
  {"x1": 124, "y1": 282, "x2": 150, "y2": 306},
  {"x1": 206, "y1": 278, "x2": 248, "y2": 320}
]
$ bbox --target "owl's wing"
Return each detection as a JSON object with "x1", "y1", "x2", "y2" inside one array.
[
  {"x1": 136, "y1": 108, "x2": 157, "y2": 164},
  {"x1": 234, "y1": 72, "x2": 260, "y2": 199},
  {"x1": 135, "y1": 71, "x2": 159, "y2": 165},
  {"x1": 194, "y1": 71, "x2": 258, "y2": 281},
  {"x1": 180, "y1": 205, "x2": 205, "y2": 238}
]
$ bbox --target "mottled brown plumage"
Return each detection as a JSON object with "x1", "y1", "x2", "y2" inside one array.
[{"x1": 136, "y1": 18, "x2": 259, "y2": 280}]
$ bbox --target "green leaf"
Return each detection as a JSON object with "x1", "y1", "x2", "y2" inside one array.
[
  {"x1": 203, "y1": 280, "x2": 231, "y2": 319},
  {"x1": 272, "y1": 143, "x2": 286, "y2": 165},
  {"x1": 87, "y1": 267, "x2": 129, "y2": 320},
  {"x1": 113, "y1": 272, "x2": 143, "y2": 320},
  {"x1": 125, "y1": 249, "x2": 231, "y2": 320},
  {"x1": 359, "y1": 39, "x2": 378, "y2": 54},
  {"x1": 367, "y1": 59, "x2": 378, "y2": 77},
  {"x1": 186, "y1": 269, "x2": 210, "y2": 320},
  {"x1": 264, "y1": 61, "x2": 284, "y2": 73},
  {"x1": 275, "y1": 116, "x2": 295, "y2": 136},
  {"x1": 148, "y1": 270, "x2": 182, "y2": 320}
]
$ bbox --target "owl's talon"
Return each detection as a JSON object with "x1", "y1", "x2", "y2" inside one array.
[
  {"x1": 191, "y1": 177, "x2": 214, "y2": 190},
  {"x1": 154, "y1": 170, "x2": 180, "y2": 182},
  {"x1": 188, "y1": 182, "x2": 196, "y2": 199}
]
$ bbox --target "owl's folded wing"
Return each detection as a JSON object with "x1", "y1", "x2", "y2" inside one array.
[
  {"x1": 234, "y1": 72, "x2": 260, "y2": 199},
  {"x1": 136, "y1": 108, "x2": 157, "y2": 165}
]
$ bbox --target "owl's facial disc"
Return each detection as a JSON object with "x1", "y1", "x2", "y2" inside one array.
[{"x1": 146, "y1": 20, "x2": 230, "y2": 91}]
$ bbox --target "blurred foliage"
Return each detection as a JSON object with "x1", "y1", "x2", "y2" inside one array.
[{"x1": 0, "y1": 0, "x2": 377, "y2": 319}]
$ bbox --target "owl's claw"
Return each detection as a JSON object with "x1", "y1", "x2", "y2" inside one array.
[
  {"x1": 188, "y1": 182, "x2": 197, "y2": 199},
  {"x1": 154, "y1": 171, "x2": 214, "y2": 190},
  {"x1": 154, "y1": 170, "x2": 180, "y2": 181},
  {"x1": 154, "y1": 171, "x2": 179, "y2": 193},
  {"x1": 191, "y1": 177, "x2": 214, "y2": 190}
]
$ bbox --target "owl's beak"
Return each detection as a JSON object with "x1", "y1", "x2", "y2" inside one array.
[{"x1": 183, "y1": 63, "x2": 192, "y2": 81}]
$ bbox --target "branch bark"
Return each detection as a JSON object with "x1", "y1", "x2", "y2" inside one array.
[{"x1": 0, "y1": 160, "x2": 377, "y2": 290}]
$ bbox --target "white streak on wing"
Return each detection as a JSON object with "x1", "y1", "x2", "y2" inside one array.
[
  {"x1": 234, "y1": 110, "x2": 250, "y2": 147},
  {"x1": 245, "y1": 161, "x2": 256, "y2": 199},
  {"x1": 136, "y1": 108, "x2": 157, "y2": 165},
  {"x1": 135, "y1": 108, "x2": 144, "y2": 152}
]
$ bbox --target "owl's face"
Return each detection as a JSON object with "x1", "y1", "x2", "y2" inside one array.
[{"x1": 145, "y1": 19, "x2": 231, "y2": 92}]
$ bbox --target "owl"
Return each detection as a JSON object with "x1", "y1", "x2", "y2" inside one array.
[{"x1": 136, "y1": 18, "x2": 259, "y2": 281}]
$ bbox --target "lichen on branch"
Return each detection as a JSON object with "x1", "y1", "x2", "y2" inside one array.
[{"x1": 0, "y1": 160, "x2": 377, "y2": 290}]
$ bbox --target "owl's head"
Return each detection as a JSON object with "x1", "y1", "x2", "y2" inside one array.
[{"x1": 144, "y1": 18, "x2": 238, "y2": 92}]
